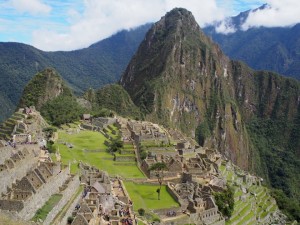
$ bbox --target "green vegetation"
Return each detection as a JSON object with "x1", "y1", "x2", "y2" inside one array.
[
  {"x1": 138, "y1": 208, "x2": 145, "y2": 216},
  {"x1": 43, "y1": 127, "x2": 57, "y2": 139},
  {"x1": 0, "y1": 24, "x2": 151, "y2": 122},
  {"x1": 214, "y1": 185, "x2": 234, "y2": 218},
  {"x1": 41, "y1": 95, "x2": 84, "y2": 126},
  {"x1": 32, "y1": 194, "x2": 62, "y2": 222},
  {"x1": 89, "y1": 84, "x2": 141, "y2": 119},
  {"x1": 271, "y1": 189, "x2": 300, "y2": 222},
  {"x1": 107, "y1": 138, "x2": 123, "y2": 153},
  {"x1": 203, "y1": 19, "x2": 300, "y2": 81},
  {"x1": 195, "y1": 121, "x2": 211, "y2": 146},
  {"x1": 54, "y1": 129, "x2": 144, "y2": 178},
  {"x1": 52, "y1": 185, "x2": 84, "y2": 224},
  {"x1": 247, "y1": 117, "x2": 300, "y2": 221},
  {"x1": 18, "y1": 68, "x2": 72, "y2": 110},
  {"x1": 149, "y1": 162, "x2": 168, "y2": 200},
  {"x1": 124, "y1": 182, "x2": 179, "y2": 210}
]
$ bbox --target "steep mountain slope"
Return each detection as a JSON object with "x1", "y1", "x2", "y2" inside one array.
[
  {"x1": 84, "y1": 84, "x2": 141, "y2": 118},
  {"x1": 0, "y1": 24, "x2": 151, "y2": 122},
  {"x1": 120, "y1": 8, "x2": 300, "y2": 220},
  {"x1": 18, "y1": 68, "x2": 83, "y2": 126},
  {"x1": 18, "y1": 68, "x2": 72, "y2": 110},
  {"x1": 203, "y1": 7, "x2": 300, "y2": 80}
]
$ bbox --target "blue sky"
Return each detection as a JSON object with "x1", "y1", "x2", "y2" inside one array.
[{"x1": 1, "y1": 0, "x2": 298, "y2": 51}]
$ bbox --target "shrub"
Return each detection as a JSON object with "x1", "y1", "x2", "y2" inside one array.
[
  {"x1": 67, "y1": 216, "x2": 74, "y2": 224},
  {"x1": 213, "y1": 185, "x2": 234, "y2": 218},
  {"x1": 138, "y1": 208, "x2": 145, "y2": 216}
]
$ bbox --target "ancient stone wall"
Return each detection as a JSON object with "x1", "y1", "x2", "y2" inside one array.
[
  {"x1": 162, "y1": 215, "x2": 192, "y2": 225},
  {"x1": 115, "y1": 156, "x2": 136, "y2": 162},
  {"x1": 18, "y1": 167, "x2": 69, "y2": 220},
  {"x1": 0, "y1": 200, "x2": 24, "y2": 212},
  {"x1": 166, "y1": 183, "x2": 187, "y2": 209},
  {"x1": 58, "y1": 187, "x2": 83, "y2": 225},
  {"x1": 43, "y1": 175, "x2": 80, "y2": 225},
  {"x1": 14, "y1": 177, "x2": 35, "y2": 194},
  {"x1": 0, "y1": 148, "x2": 39, "y2": 195},
  {"x1": 0, "y1": 144, "x2": 14, "y2": 164}
]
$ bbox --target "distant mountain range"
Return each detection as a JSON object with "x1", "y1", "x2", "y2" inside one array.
[
  {"x1": 3, "y1": 4, "x2": 300, "y2": 124},
  {"x1": 203, "y1": 6, "x2": 300, "y2": 81},
  {"x1": 0, "y1": 23, "x2": 151, "y2": 122}
]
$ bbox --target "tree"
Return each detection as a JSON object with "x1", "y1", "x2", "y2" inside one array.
[
  {"x1": 149, "y1": 162, "x2": 168, "y2": 200},
  {"x1": 213, "y1": 185, "x2": 234, "y2": 219},
  {"x1": 195, "y1": 121, "x2": 211, "y2": 146},
  {"x1": 43, "y1": 127, "x2": 57, "y2": 139},
  {"x1": 41, "y1": 95, "x2": 84, "y2": 126},
  {"x1": 108, "y1": 138, "x2": 123, "y2": 153}
]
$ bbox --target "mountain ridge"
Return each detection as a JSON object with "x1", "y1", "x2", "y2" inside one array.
[
  {"x1": 0, "y1": 23, "x2": 151, "y2": 122},
  {"x1": 203, "y1": 6, "x2": 300, "y2": 81}
]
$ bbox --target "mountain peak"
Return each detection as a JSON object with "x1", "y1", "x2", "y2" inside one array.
[
  {"x1": 18, "y1": 68, "x2": 71, "y2": 110},
  {"x1": 164, "y1": 7, "x2": 198, "y2": 27},
  {"x1": 120, "y1": 8, "x2": 222, "y2": 97}
]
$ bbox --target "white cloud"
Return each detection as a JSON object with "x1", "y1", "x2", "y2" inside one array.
[
  {"x1": 165, "y1": 0, "x2": 225, "y2": 27},
  {"x1": 32, "y1": 0, "x2": 228, "y2": 51},
  {"x1": 242, "y1": 0, "x2": 300, "y2": 30},
  {"x1": 9, "y1": 0, "x2": 51, "y2": 15},
  {"x1": 215, "y1": 19, "x2": 236, "y2": 34}
]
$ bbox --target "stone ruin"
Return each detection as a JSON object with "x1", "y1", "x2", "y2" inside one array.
[
  {"x1": 0, "y1": 160, "x2": 70, "y2": 220},
  {"x1": 167, "y1": 173, "x2": 225, "y2": 225},
  {"x1": 141, "y1": 154, "x2": 183, "y2": 178},
  {"x1": 0, "y1": 141, "x2": 40, "y2": 196},
  {"x1": 127, "y1": 120, "x2": 168, "y2": 144},
  {"x1": 81, "y1": 116, "x2": 117, "y2": 133},
  {"x1": 71, "y1": 163, "x2": 137, "y2": 225},
  {"x1": 141, "y1": 149, "x2": 223, "y2": 181},
  {"x1": 116, "y1": 118, "x2": 132, "y2": 143},
  {"x1": 12, "y1": 134, "x2": 31, "y2": 143}
]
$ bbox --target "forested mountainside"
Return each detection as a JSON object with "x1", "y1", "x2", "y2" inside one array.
[
  {"x1": 203, "y1": 6, "x2": 300, "y2": 81},
  {"x1": 118, "y1": 8, "x2": 299, "y2": 220},
  {"x1": 0, "y1": 23, "x2": 151, "y2": 122}
]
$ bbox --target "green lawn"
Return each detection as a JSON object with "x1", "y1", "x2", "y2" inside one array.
[
  {"x1": 124, "y1": 182, "x2": 179, "y2": 210},
  {"x1": 32, "y1": 194, "x2": 62, "y2": 222},
  {"x1": 54, "y1": 130, "x2": 145, "y2": 178}
]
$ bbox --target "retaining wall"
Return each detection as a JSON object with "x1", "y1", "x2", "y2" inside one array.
[
  {"x1": 0, "y1": 148, "x2": 39, "y2": 195},
  {"x1": 43, "y1": 175, "x2": 80, "y2": 225},
  {"x1": 18, "y1": 167, "x2": 69, "y2": 220}
]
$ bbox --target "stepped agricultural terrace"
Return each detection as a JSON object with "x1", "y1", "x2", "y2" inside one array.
[{"x1": 0, "y1": 108, "x2": 81, "y2": 224}]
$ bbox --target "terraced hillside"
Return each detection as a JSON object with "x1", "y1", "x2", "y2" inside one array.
[
  {"x1": 219, "y1": 163, "x2": 286, "y2": 225},
  {"x1": 0, "y1": 111, "x2": 25, "y2": 139}
]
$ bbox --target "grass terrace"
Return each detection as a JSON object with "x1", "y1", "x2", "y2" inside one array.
[
  {"x1": 124, "y1": 182, "x2": 179, "y2": 211},
  {"x1": 32, "y1": 194, "x2": 62, "y2": 222},
  {"x1": 54, "y1": 128, "x2": 144, "y2": 178}
]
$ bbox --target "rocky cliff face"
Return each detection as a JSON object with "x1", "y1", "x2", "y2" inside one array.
[
  {"x1": 18, "y1": 68, "x2": 72, "y2": 110},
  {"x1": 121, "y1": 8, "x2": 249, "y2": 169},
  {"x1": 120, "y1": 9, "x2": 300, "y2": 210}
]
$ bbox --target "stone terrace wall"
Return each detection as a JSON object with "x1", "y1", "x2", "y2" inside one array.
[
  {"x1": 163, "y1": 215, "x2": 191, "y2": 225},
  {"x1": 58, "y1": 187, "x2": 83, "y2": 225},
  {"x1": 0, "y1": 147, "x2": 39, "y2": 195},
  {"x1": 43, "y1": 175, "x2": 80, "y2": 225},
  {"x1": 0, "y1": 144, "x2": 13, "y2": 164},
  {"x1": 18, "y1": 166, "x2": 69, "y2": 220}
]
